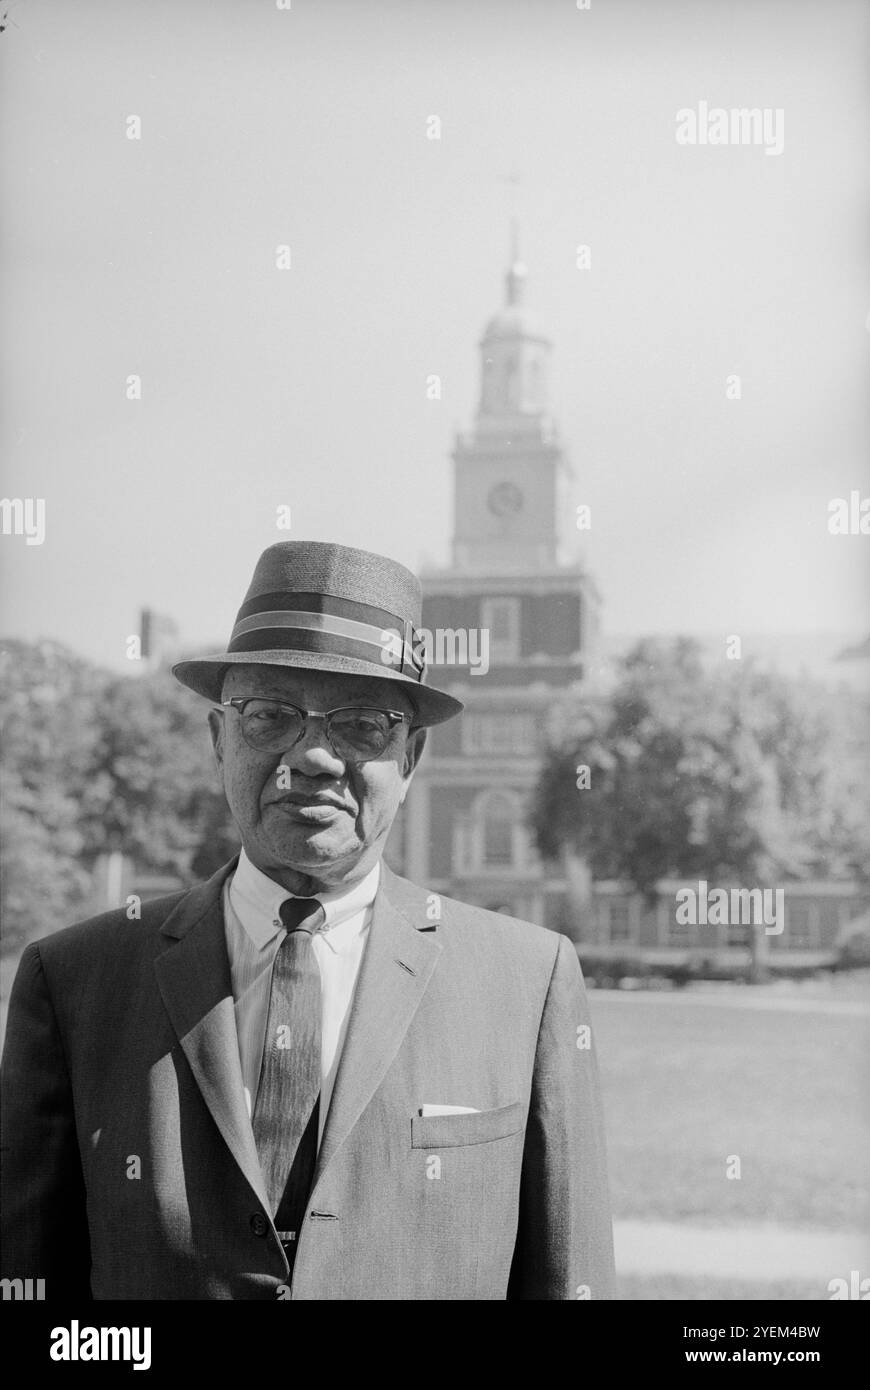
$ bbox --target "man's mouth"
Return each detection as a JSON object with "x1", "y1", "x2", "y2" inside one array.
[{"x1": 269, "y1": 796, "x2": 349, "y2": 823}]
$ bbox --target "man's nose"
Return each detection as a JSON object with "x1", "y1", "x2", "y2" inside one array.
[{"x1": 281, "y1": 716, "x2": 345, "y2": 772}]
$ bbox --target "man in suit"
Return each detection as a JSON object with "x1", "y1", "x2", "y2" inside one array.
[{"x1": 1, "y1": 541, "x2": 615, "y2": 1300}]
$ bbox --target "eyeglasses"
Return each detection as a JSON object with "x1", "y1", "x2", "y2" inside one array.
[{"x1": 221, "y1": 697, "x2": 412, "y2": 763}]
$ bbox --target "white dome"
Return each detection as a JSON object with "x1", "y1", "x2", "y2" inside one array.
[{"x1": 481, "y1": 305, "x2": 551, "y2": 343}]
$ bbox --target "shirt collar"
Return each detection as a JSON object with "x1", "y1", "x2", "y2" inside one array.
[{"x1": 229, "y1": 847, "x2": 380, "y2": 952}]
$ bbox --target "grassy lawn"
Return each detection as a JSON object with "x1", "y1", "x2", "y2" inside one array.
[
  {"x1": 590, "y1": 992, "x2": 870, "y2": 1230},
  {"x1": 4, "y1": 950, "x2": 867, "y2": 1239},
  {"x1": 3, "y1": 950, "x2": 866, "y2": 1300}
]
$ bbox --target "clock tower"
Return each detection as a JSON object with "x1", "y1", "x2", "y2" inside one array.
[
  {"x1": 452, "y1": 243, "x2": 570, "y2": 570},
  {"x1": 389, "y1": 239, "x2": 601, "y2": 937}
]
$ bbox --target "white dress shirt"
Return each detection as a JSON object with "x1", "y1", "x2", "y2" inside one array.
[{"x1": 223, "y1": 848, "x2": 379, "y2": 1141}]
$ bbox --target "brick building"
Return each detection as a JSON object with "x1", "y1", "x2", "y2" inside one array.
[{"x1": 387, "y1": 244, "x2": 601, "y2": 924}]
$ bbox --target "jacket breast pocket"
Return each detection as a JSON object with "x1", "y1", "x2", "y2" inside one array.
[{"x1": 410, "y1": 1100, "x2": 525, "y2": 1149}]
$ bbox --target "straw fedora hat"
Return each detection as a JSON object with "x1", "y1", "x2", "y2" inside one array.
[{"x1": 172, "y1": 541, "x2": 464, "y2": 727}]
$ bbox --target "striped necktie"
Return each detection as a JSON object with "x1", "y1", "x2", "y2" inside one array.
[{"x1": 252, "y1": 896, "x2": 324, "y2": 1251}]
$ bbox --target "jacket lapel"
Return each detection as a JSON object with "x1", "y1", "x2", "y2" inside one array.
[
  {"x1": 312, "y1": 866, "x2": 441, "y2": 1188},
  {"x1": 154, "y1": 858, "x2": 270, "y2": 1211}
]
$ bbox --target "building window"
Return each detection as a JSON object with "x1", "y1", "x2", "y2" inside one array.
[
  {"x1": 462, "y1": 711, "x2": 537, "y2": 754},
  {"x1": 607, "y1": 900, "x2": 632, "y2": 943},
  {"x1": 785, "y1": 903, "x2": 816, "y2": 949},
  {"x1": 726, "y1": 919, "x2": 751, "y2": 948},
  {"x1": 482, "y1": 793, "x2": 516, "y2": 866},
  {"x1": 668, "y1": 907, "x2": 692, "y2": 946},
  {"x1": 544, "y1": 892, "x2": 571, "y2": 934},
  {"x1": 504, "y1": 356, "x2": 518, "y2": 409},
  {"x1": 453, "y1": 789, "x2": 530, "y2": 876},
  {"x1": 527, "y1": 359, "x2": 541, "y2": 407},
  {"x1": 481, "y1": 597, "x2": 520, "y2": 663}
]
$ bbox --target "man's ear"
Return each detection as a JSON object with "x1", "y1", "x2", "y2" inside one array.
[
  {"x1": 400, "y1": 726, "x2": 427, "y2": 796},
  {"x1": 207, "y1": 708, "x2": 225, "y2": 772}
]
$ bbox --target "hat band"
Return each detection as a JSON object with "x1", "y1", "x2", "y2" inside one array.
[{"x1": 229, "y1": 608, "x2": 424, "y2": 678}]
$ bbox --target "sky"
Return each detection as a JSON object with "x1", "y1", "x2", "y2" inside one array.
[{"x1": 1, "y1": 0, "x2": 868, "y2": 671}]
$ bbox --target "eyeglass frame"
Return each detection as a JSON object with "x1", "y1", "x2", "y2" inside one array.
[{"x1": 219, "y1": 696, "x2": 415, "y2": 762}]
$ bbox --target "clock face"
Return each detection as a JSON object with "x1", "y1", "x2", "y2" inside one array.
[{"x1": 487, "y1": 481, "x2": 524, "y2": 517}]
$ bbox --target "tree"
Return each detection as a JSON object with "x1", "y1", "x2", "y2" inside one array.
[
  {"x1": 77, "y1": 666, "x2": 235, "y2": 877},
  {"x1": 0, "y1": 641, "x2": 107, "y2": 953},
  {"x1": 0, "y1": 640, "x2": 239, "y2": 957},
  {"x1": 0, "y1": 769, "x2": 92, "y2": 954},
  {"x1": 531, "y1": 638, "x2": 868, "y2": 978}
]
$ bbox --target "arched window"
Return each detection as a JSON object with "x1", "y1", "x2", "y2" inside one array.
[
  {"x1": 453, "y1": 790, "x2": 531, "y2": 876},
  {"x1": 527, "y1": 358, "x2": 540, "y2": 406},
  {"x1": 503, "y1": 356, "x2": 518, "y2": 409},
  {"x1": 480, "y1": 357, "x2": 496, "y2": 412},
  {"x1": 482, "y1": 793, "x2": 515, "y2": 866}
]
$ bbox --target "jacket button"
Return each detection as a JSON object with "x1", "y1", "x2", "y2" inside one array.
[{"x1": 250, "y1": 1213, "x2": 268, "y2": 1237}]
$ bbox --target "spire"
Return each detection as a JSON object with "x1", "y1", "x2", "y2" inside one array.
[
  {"x1": 478, "y1": 226, "x2": 552, "y2": 420},
  {"x1": 504, "y1": 217, "x2": 527, "y2": 306}
]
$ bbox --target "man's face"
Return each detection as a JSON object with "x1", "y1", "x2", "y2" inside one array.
[{"x1": 208, "y1": 664, "x2": 426, "y2": 892}]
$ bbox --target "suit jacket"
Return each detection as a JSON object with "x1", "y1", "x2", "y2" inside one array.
[{"x1": 1, "y1": 858, "x2": 615, "y2": 1300}]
